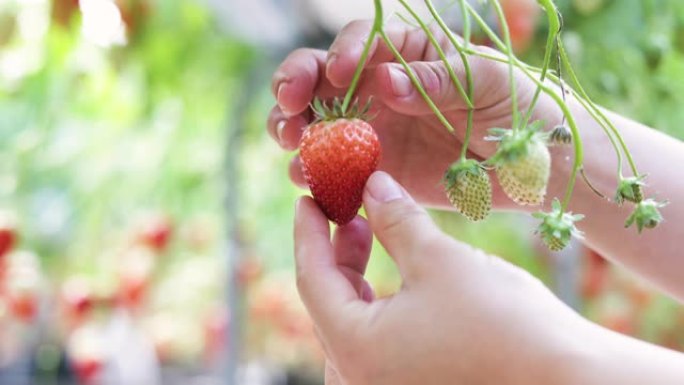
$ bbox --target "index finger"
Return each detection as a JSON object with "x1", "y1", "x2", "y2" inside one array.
[
  {"x1": 272, "y1": 49, "x2": 340, "y2": 117},
  {"x1": 326, "y1": 20, "x2": 455, "y2": 88}
]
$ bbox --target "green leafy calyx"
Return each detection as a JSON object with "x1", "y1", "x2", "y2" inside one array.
[
  {"x1": 532, "y1": 199, "x2": 584, "y2": 251},
  {"x1": 625, "y1": 199, "x2": 667, "y2": 233},
  {"x1": 615, "y1": 175, "x2": 646, "y2": 205},
  {"x1": 486, "y1": 121, "x2": 547, "y2": 166},
  {"x1": 312, "y1": 97, "x2": 373, "y2": 122}
]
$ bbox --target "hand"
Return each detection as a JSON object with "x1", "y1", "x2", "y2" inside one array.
[
  {"x1": 294, "y1": 171, "x2": 595, "y2": 385},
  {"x1": 270, "y1": 21, "x2": 567, "y2": 210}
]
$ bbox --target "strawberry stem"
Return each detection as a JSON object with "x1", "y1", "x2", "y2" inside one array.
[
  {"x1": 465, "y1": 2, "x2": 583, "y2": 211},
  {"x1": 489, "y1": 0, "x2": 520, "y2": 130},
  {"x1": 521, "y1": 0, "x2": 560, "y2": 128},
  {"x1": 341, "y1": 0, "x2": 384, "y2": 114},
  {"x1": 397, "y1": 0, "x2": 473, "y2": 110},
  {"x1": 557, "y1": 41, "x2": 640, "y2": 180},
  {"x1": 423, "y1": 0, "x2": 476, "y2": 161},
  {"x1": 380, "y1": 30, "x2": 458, "y2": 134}
]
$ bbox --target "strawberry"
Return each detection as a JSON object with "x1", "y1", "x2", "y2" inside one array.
[
  {"x1": 0, "y1": 211, "x2": 17, "y2": 259},
  {"x1": 300, "y1": 98, "x2": 381, "y2": 225},
  {"x1": 533, "y1": 199, "x2": 584, "y2": 252},
  {"x1": 487, "y1": 123, "x2": 551, "y2": 206},
  {"x1": 443, "y1": 159, "x2": 492, "y2": 221}
]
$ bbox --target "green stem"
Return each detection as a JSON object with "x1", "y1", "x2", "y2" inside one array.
[
  {"x1": 489, "y1": 0, "x2": 519, "y2": 128},
  {"x1": 341, "y1": 0, "x2": 384, "y2": 113},
  {"x1": 459, "y1": 0, "x2": 471, "y2": 50},
  {"x1": 466, "y1": 2, "x2": 582, "y2": 210},
  {"x1": 424, "y1": 0, "x2": 476, "y2": 161},
  {"x1": 465, "y1": 2, "x2": 506, "y2": 53},
  {"x1": 380, "y1": 30, "x2": 458, "y2": 133},
  {"x1": 397, "y1": 0, "x2": 473, "y2": 109},
  {"x1": 521, "y1": 0, "x2": 560, "y2": 126},
  {"x1": 557, "y1": 41, "x2": 639, "y2": 179}
]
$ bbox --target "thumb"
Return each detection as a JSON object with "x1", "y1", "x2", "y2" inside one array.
[
  {"x1": 363, "y1": 172, "x2": 451, "y2": 281},
  {"x1": 375, "y1": 59, "x2": 471, "y2": 116}
]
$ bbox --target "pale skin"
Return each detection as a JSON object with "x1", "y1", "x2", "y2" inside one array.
[{"x1": 268, "y1": 21, "x2": 684, "y2": 384}]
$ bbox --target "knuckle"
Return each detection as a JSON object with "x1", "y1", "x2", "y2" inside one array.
[
  {"x1": 378, "y1": 203, "x2": 428, "y2": 237},
  {"x1": 341, "y1": 19, "x2": 372, "y2": 34}
]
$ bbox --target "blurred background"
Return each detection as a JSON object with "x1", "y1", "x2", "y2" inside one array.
[{"x1": 0, "y1": 0, "x2": 683, "y2": 384}]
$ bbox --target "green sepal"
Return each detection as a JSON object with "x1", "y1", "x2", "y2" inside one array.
[
  {"x1": 625, "y1": 199, "x2": 667, "y2": 233},
  {"x1": 533, "y1": 199, "x2": 584, "y2": 251},
  {"x1": 485, "y1": 121, "x2": 547, "y2": 166},
  {"x1": 311, "y1": 97, "x2": 373, "y2": 122},
  {"x1": 615, "y1": 175, "x2": 646, "y2": 205}
]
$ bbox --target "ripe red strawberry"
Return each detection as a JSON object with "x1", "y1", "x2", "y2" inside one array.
[
  {"x1": 0, "y1": 212, "x2": 17, "y2": 259},
  {"x1": 300, "y1": 98, "x2": 381, "y2": 225}
]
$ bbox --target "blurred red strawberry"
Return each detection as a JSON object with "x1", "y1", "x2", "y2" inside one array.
[
  {"x1": 9, "y1": 292, "x2": 38, "y2": 322},
  {"x1": 0, "y1": 212, "x2": 17, "y2": 259},
  {"x1": 117, "y1": 247, "x2": 155, "y2": 308},
  {"x1": 137, "y1": 213, "x2": 173, "y2": 253},
  {"x1": 501, "y1": 0, "x2": 541, "y2": 54},
  {"x1": 115, "y1": 0, "x2": 151, "y2": 41},
  {"x1": 203, "y1": 307, "x2": 228, "y2": 365},
  {"x1": 62, "y1": 278, "x2": 95, "y2": 323},
  {"x1": 581, "y1": 249, "x2": 609, "y2": 300},
  {"x1": 237, "y1": 256, "x2": 263, "y2": 287},
  {"x1": 68, "y1": 324, "x2": 104, "y2": 385}
]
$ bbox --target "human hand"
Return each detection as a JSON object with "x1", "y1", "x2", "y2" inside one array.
[
  {"x1": 271, "y1": 21, "x2": 568, "y2": 211},
  {"x1": 294, "y1": 171, "x2": 596, "y2": 385}
]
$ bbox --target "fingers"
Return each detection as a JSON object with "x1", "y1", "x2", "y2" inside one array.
[
  {"x1": 294, "y1": 197, "x2": 365, "y2": 332},
  {"x1": 325, "y1": 361, "x2": 345, "y2": 385},
  {"x1": 267, "y1": 105, "x2": 309, "y2": 151},
  {"x1": 272, "y1": 49, "x2": 338, "y2": 117},
  {"x1": 289, "y1": 156, "x2": 307, "y2": 188},
  {"x1": 326, "y1": 21, "x2": 454, "y2": 88},
  {"x1": 374, "y1": 59, "x2": 470, "y2": 116},
  {"x1": 362, "y1": 172, "x2": 451, "y2": 281},
  {"x1": 333, "y1": 216, "x2": 375, "y2": 301}
]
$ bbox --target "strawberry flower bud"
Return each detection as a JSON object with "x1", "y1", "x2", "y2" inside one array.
[
  {"x1": 532, "y1": 199, "x2": 584, "y2": 251},
  {"x1": 549, "y1": 124, "x2": 573, "y2": 146},
  {"x1": 625, "y1": 199, "x2": 667, "y2": 233}
]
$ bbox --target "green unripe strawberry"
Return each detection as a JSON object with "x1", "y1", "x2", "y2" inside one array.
[
  {"x1": 487, "y1": 122, "x2": 551, "y2": 206},
  {"x1": 533, "y1": 199, "x2": 584, "y2": 252},
  {"x1": 625, "y1": 199, "x2": 667, "y2": 233},
  {"x1": 443, "y1": 159, "x2": 492, "y2": 221}
]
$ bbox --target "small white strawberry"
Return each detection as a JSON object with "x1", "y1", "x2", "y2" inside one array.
[{"x1": 487, "y1": 122, "x2": 551, "y2": 206}]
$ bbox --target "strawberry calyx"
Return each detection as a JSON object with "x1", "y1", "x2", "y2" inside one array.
[
  {"x1": 615, "y1": 175, "x2": 646, "y2": 205},
  {"x1": 311, "y1": 97, "x2": 373, "y2": 123},
  {"x1": 485, "y1": 121, "x2": 547, "y2": 166},
  {"x1": 443, "y1": 159, "x2": 486, "y2": 184},
  {"x1": 532, "y1": 199, "x2": 584, "y2": 251},
  {"x1": 625, "y1": 198, "x2": 667, "y2": 233}
]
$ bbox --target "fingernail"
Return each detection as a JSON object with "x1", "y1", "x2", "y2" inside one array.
[
  {"x1": 277, "y1": 82, "x2": 293, "y2": 116},
  {"x1": 389, "y1": 67, "x2": 412, "y2": 97},
  {"x1": 327, "y1": 53, "x2": 338, "y2": 72},
  {"x1": 367, "y1": 172, "x2": 403, "y2": 203},
  {"x1": 276, "y1": 120, "x2": 287, "y2": 142}
]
